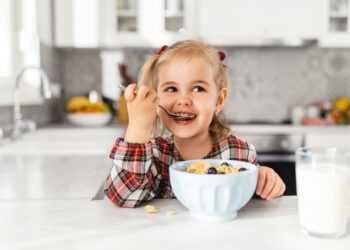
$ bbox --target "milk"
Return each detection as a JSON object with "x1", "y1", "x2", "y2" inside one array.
[{"x1": 296, "y1": 164, "x2": 350, "y2": 237}]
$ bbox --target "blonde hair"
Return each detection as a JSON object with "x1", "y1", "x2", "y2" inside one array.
[{"x1": 138, "y1": 40, "x2": 231, "y2": 141}]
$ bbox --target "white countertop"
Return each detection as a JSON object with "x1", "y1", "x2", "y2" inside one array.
[
  {"x1": 0, "y1": 128, "x2": 350, "y2": 249},
  {"x1": 1, "y1": 197, "x2": 349, "y2": 250},
  {"x1": 232, "y1": 124, "x2": 350, "y2": 135},
  {"x1": 1, "y1": 124, "x2": 350, "y2": 155}
]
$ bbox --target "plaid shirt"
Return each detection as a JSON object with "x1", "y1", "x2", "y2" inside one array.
[{"x1": 104, "y1": 135, "x2": 257, "y2": 208}]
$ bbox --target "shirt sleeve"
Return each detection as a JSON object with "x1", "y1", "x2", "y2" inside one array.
[
  {"x1": 104, "y1": 138, "x2": 161, "y2": 208},
  {"x1": 247, "y1": 143, "x2": 258, "y2": 165}
]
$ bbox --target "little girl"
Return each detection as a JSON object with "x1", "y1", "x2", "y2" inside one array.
[{"x1": 104, "y1": 40, "x2": 285, "y2": 208}]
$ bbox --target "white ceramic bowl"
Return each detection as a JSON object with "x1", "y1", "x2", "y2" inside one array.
[
  {"x1": 170, "y1": 159, "x2": 258, "y2": 222},
  {"x1": 67, "y1": 113, "x2": 112, "y2": 127}
]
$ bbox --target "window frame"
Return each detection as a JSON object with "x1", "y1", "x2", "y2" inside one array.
[{"x1": 0, "y1": 0, "x2": 44, "y2": 106}]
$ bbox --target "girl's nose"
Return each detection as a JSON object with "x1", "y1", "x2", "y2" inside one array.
[{"x1": 176, "y1": 94, "x2": 192, "y2": 106}]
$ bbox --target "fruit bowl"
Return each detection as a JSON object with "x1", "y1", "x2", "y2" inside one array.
[
  {"x1": 66, "y1": 113, "x2": 112, "y2": 127},
  {"x1": 169, "y1": 159, "x2": 258, "y2": 222}
]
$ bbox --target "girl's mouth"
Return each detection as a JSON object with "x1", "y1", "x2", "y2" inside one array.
[{"x1": 171, "y1": 113, "x2": 196, "y2": 124}]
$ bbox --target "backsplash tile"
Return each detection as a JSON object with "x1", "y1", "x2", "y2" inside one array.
[
  {"x1": 2, "y1": 44, "x2": 350, "y2": 126},
  {"x1": 59, "y1": 48, "x2": 102, "y2": 102}
]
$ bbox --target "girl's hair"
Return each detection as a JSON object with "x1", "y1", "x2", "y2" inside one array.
[{"x1": 138, "y1": 40, "x2": 231, "y2": 141}]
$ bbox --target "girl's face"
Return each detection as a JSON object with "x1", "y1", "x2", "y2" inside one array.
[{"x1": 157, "y1": 58, "x2": 226, "y2": 140}]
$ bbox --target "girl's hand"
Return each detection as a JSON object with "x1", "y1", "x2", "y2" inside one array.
[
  {"x1": 255, "y1": 166, "x2": 286, "y2": 200},
  {"x1": 124, "y1": 83, "x2": 159, "y2": 143}
]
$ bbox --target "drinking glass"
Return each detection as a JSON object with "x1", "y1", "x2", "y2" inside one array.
[{"x1": 295, "y1": 147, "x2": 350, "y2": 238}]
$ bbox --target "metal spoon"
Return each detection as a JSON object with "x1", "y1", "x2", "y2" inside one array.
[{"x1": 117, "y1": 83, "x2": 195, "y2": 119}]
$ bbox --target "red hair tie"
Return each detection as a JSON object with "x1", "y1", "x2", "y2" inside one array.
[
  {"x1": 218, "y1": 51, "x2": 227, "y2": 68},
  {"x1": 218, "y1": 51, "x2": 226, "y2": 61},
  {"x1": 157, "y1": 45, "x2": 168, "y2": 56}
]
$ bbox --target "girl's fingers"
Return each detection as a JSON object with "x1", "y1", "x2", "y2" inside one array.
[
  {"x1": 266, "y1": 175, "x2": 286, "y2": 200},
  {"x1": 260, "y1": 169, "x2": 276, "y2": 199},
  {"x1": 265, "y1": 175, "x2": 282, "y2": 200},
  {"x1": 256, "y1": 168, "x2": 267, "y2": 195},
  {"x1": 135, "y1": 86, "x2": 158, "y2": 102},
  {"x1": 124, "y1": 83, "x2": 138, "y2": 102},
  {"x1": 278, "y1": 179, "x2": 286, "y2": 197},
  {"x1": 135, "y1": 85, "x2": 149, "y2": 100}
]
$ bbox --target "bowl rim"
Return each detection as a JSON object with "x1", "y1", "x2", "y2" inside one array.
[{"x1": 169, "y1": 159, "x2": 258, "y2": 177}]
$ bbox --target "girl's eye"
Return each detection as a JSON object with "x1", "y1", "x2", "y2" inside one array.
[
  {"x1": 165, "y1": 86, "x2": 177, "y2": 93},
  {"x1": 193, "y1": 86, "x2": 206, "y2": 92}
]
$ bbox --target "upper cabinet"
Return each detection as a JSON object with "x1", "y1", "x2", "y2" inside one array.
[
  {"x1": 51, "y1": 0, "x2": 196, "y2": 48},
  {"x1": 101, "y1": 0, "x2": 196, "y2": 47},
  {"x1": 54, "y1": 0, "x2": 101, "y2": 47},
  {"x1": 44, "y1": 0, "x2": 350, "y2": 48},
  {"x1": 197, "y1": 0, "x2": 322, "y2": 45},
  {"x1": 320, "y1": 0, "x2": 350, "y2": 47}
]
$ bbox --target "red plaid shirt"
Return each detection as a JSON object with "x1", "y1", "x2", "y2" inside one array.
[{"x1": 104, "y1": 135, "x2": 257, "y2": 208}]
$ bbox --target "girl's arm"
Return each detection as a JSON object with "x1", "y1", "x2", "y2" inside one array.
[{"x1": 104, "y1": 138, "x2": 161, "y2": 208}]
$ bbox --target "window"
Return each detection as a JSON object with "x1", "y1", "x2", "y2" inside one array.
[
  {"x1": 0, "y1": 0, "x2": 14, "y2": 84},
  {"x1": 0, "y1": 0, "x2": 42, "y2": 105}
]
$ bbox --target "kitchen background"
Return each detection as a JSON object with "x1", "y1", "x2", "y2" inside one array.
[{"x1": 1, "y1": 0, "x2": 350, "y2": 127}]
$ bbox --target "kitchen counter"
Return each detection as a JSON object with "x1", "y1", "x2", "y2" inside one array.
[
  {"x1": 1, "y1": 123, "x2": 350, "y2": 155},
  {"x1": 1, "y1": 197, "x2": 349, "y2": 250},
  {"x1": 0, "y1": 128, "x2": 349, "y2": 249}
]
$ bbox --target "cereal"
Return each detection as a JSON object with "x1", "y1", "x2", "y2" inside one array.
[
  {"x1": 144, "y1": 205, "x2": 158, "y2": 214},
  {"x1": 186, "y1": 161, "x2": 245, "y2": 174},
  {"x1": 166, "y1": 211, "x2": 177, "y2": 216}
]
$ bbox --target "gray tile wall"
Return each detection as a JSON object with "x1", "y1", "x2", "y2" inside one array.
[
  {"x1": 1, "y1": 44, "x2": 349, "y2": 126},
  {"x1": 121, "y1": 47, "x2": 350, "y2": 123}
]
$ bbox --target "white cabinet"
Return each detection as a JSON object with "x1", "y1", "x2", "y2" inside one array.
[
  {"x1": 197, "y1": 0, "x2": 321, "y2": 45},
  {"x1": 101, "y1": 0, "x2": 196, "y2": 47},
  {"x1": 54, "y1": 0, "x2": 101, "y2": 47},
  {"x1": 320, "y1": 0, "x2": 350, "y2": 47},
  {"x1": 52, "y1": 0, "x2": 196, "y2": 48}
]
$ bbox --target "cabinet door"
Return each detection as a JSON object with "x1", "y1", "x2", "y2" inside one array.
[
  {"x1": 320, "y1": 0, "x2": 350, "y2": 47},
  {"x1": 101, "y1": 0, "x2": 196, "y2": 47},
  {"x1": 198, "y1": 0, "x2": 321, "y2": 43},
  {"x1": 54, "y1": 0, "x2": 100, "y2": 47},
  {"x1": 101, "y1": 0, "x2": 154, "y2": 47}
]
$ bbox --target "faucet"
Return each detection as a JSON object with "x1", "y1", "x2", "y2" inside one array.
[{"x1": 11, "y1": 66, "x2": 52, "y2": 139}]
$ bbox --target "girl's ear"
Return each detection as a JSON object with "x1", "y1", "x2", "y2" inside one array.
[{"x1": 216, "y1": 88, "x2": 229, "y2": 114}]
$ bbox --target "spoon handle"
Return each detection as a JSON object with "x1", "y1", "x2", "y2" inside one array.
[{"x1": 118, "y1": 83, "x2": 126, "y2": 91}]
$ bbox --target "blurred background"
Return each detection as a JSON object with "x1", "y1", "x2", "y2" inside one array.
[{"x1": 1, "y1": 0, "x2": 350, "y2": 126}]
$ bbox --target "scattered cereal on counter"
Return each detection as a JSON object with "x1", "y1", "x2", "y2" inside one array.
[
  {"x1": 144, "y1": 205, "x2": 158, "y2": 214},
  {"x1": 166, "y1": 211, "x2": 177, "y2": 216}
]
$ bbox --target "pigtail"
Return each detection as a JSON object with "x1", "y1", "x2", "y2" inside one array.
[
  {"x1": 137, "y1": 54, "x2": 165, "y2": 137},
  {"x1": 138, "y1": 55, "x2": 159, "y2": 89},
  {"x1": 209, "y1": 114, "x2": 231, "y2": 142}
]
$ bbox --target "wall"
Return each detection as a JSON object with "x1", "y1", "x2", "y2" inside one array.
[
  {"x1": 119, "y1": 47, "x2": 350, "y2": 123},
  {"x1": 1, "y1": 44, "x2": 349, "y2": 126}
]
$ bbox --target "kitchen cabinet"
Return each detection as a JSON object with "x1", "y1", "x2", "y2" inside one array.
[
  {"x1": 197, "y1": 0, "x2": 321, "y2": 45},
  {"x1": 320, "y1": 0, "x2": 350, "y2": 47},
  {"x1": 53, "y1": 0, "x2": 101, "y2": 47},
  {"x1": 52, "y1": 0, "x2": 196, "y2": 48},
  {"x1": 101, "y1": 0, "x2": 196, "y2": 47}
]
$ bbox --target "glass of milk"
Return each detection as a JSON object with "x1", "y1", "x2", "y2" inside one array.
[{"x1": 295, "y1": 147, "x2": 350, "y2": 238}]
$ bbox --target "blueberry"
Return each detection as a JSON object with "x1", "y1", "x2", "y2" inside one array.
[
  {"x1": 208, "y1": 167, "x2": 217, "y2": 174},
  {"x1": 239, "y1": 167, "x2": 248, "y2": 172},
  {"x1": 220, "y1": 162, "x2": 231, "y2": 167}
]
